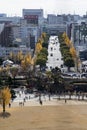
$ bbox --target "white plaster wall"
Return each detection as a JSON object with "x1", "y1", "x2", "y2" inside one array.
[{"x1": 46, "y1": 36, "x2": 63, "y2": 70}]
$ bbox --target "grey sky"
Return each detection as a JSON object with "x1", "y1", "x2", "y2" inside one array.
[{"x1": 0, "y1": 0, "x2": 87, "y2": 17}]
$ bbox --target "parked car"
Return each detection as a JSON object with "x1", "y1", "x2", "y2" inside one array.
[{"x1": 81, "y1": 73, "x2": 87, "y2": 78}]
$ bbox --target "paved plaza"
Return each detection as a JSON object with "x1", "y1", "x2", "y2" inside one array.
[
  {"x1": 10, "y1": 90, "x2": 87, "y2": 107},
  {"x1": 0, "y1": 90, "x2": 87, "y2": 130}
]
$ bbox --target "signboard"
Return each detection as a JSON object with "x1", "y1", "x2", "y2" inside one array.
[{"x1": 24, "y1": 15, "x2": 38, "y2": 25}]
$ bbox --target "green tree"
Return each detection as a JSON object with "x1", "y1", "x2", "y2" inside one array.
[
  {"x1": 10, "y1": 67, "x2": 19, "y2": 87},
  {"x1": 36, "y1": 57, "x2": 47, "y2": 70},
  {"x1": 40, "y1": 47, "x2": 48, "y2": 56},
  {"x1": 51, "y1": 67, "x2": 65, "y2": 93},
  {"x1": 64, "y1": 57, "x2": 75, "y2": 72}
]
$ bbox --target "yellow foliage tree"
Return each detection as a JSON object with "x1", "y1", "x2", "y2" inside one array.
[
  {"x1": 62, "y1": 32, "x2": 71, "y2": 47},
  {"x1": 17, "y1": 51, "x2": 24, "y2": 63},
  {"x1": 70, "y1": 47, "x2": 77, "y2": 58},
  {"x1": 62, "y1": 32, "x2": 67, "y2": 38},
  {"x1": 62, "y1": 32, "x2": 80, "y2": 72},
  {"x1": 0, "y1": 67, "x2": 10, "y2": 77},
  {"x1": 21, "y1": 53, "x2": 32, "y2": 70},
  {"x1": 41, "y1": 32, "x2": 46, "y2": 40},
  {"x1": 9, "y1": 52, "x2": 14, "y2": 59},
  {"x1": 65, "y1": 37, "x2": 71, "y2": 47},
  {"x1": 0, "y1": 87, "x2": 11, "y2": 113},
  {"x1": 30, "y1": 57, "x2": 34, "y2": 65},
  {"x1": 9, "y1": 52, "x2": 16, "y2": 63},
  {"x1": 35, "y1": 42, "x2": 42, "y2": 53},
  {"x1": 38, "y1": 38, "x2": 43, "y2": 45},
  {"x1": 25, "y1": 53, "x2": 32, "y2": 64}
]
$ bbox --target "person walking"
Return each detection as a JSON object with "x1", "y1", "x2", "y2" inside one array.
[
  {"x1": 9, "y1": 103, "x2": 11, "y2": 108},
  {"x1": 39, "y1": 100, "x2": 43, "y2": 105},
  {"x1": 65, "y1": 99, "x2": 67, "y2": 103}
]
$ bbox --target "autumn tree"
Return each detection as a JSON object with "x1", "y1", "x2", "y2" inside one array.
[
  {"x1": 35, "y1": 42, "x2": 42, "y2": 54},
  {"x1": 41, "y1": 32, "x2": 46, "y2": 43},
  {"x1": 0, "y1": 87, "x2": 11, "y2": 113},
  {"x1": 34, "y1": 33, "x2": 49, "y2": 71},
  {"x1": 9, "y1": 52, "x2": 16, "y2": 63},
  {"x1": 70, "y1": 46, "x2": 81, "y2": 72},
  {"x1": 16, "y1": 51, "x2": 24, "y2": 64},
  {"x1": 10, "y1": 67, "x2": 19, "y2": 87},
  {"x1": 59, "y1": 33, "x2": 75, "y2": 71},
  {"x1": 62, "y1": 32, "x2": 71, "y2": 47},
  {"x1": 70, "y1": 46, "x2": 77, "y2": 58},
  {"x1": 21, "y1": 53, "x2": 33, "y2": 71},
  {"x1": 0, "y1": 67, "x2": 9, "y2": 77},
  {"x1": 41, "y1": 32, "x2": 46, "y2": 39}
]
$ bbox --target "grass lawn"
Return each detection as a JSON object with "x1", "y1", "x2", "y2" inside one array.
[{"x1": 0, "y1": 104, "x2": 87, "y2": 130}]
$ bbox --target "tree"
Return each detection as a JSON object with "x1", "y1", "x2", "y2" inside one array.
[
  {"x1": 40, "y1": 47, "x2": 48, "y2": 56},
  {"x1": 59, "y1": 32, "x2": 76, "y2": 72},
  {"x1": 64, "y1": 57, "x2": 75, "y2": 71},
  {"x1": 36, "y1": 57, "x2": 47, "y2": 70},
  {"x1": 0, "y1": 87, "x2": 11, "y2": 113},
  {"x1": 41, "y1": 32, "x2": 46, "y2": 41},
  {"x1": 62, "y1": 32, "x2": 71, "y2": 47},
  {"x1": 0, "y1": 67, "x2": 8, "y2": 77},
  {"x1": 10, "y1": 67, "x2": 19, "y2": 87},
  {"x1": 41, "y1": 33, "x2": 49, "y2": 44},
  {"x1": 21, "y1": 53, "x2": 33, "y2": 71},
  {"x1": 9, "y1": 52, "x2": 16, "y2": 63},
  {"x1": 51, "y1": 67, "x2": 65, "y2": 93},
  {"x1": 70, "y1": 46, "x2": 77, "y2": 58},
  {"x1": 35, "y1": 47, "x2": 48, "y2": 71},
  {"x1": 35, "y1": 42, "x2": 42, "y2": 54},
  {"x1": 16, "y1": 51, "x2": 24, "y2": 64}
]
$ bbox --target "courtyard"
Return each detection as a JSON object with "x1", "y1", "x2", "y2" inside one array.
[{"x1": 0, "y1": 100, "x2": 87, "y2": 130}]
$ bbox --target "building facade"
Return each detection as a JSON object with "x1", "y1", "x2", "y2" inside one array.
[{"x1": 46, "y1": 36, "x2": 63, "y2": 70}]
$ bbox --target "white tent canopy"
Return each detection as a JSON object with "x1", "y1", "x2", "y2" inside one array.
[
  {"x1": 3, "y1": 59, "x2": 13, "y2": 66},
  {"x1": 82, "y1": 60, "x2": 87, "y2": 65}
]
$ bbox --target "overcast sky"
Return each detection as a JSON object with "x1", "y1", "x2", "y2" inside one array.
[{"x1": 0, "y1": 0, "x2": 87, "y2": 17}]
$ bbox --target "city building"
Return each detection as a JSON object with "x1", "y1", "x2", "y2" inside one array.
[
  {"x1": 0, "y1": 15, "x2": 21, "y2": 47},
  {"x1": 0, "y1": 9, "x2": 86, "y2": 62},
  {"x1": 19, "y1": 9, "x2": 44, "y2": 49},
  {"x1": 0, "y1": 23, "x2": 13, "y2": 47},
  {"x1": 0, "y1": 47, "x2": 32, "y2": 58},
  {"x1": 46, "y1": 24, "x2": 67, "y2": 35}
]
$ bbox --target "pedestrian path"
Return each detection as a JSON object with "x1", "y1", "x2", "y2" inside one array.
[{"x1": 10, "y1": 92, "x2": 87, "y2": 108}]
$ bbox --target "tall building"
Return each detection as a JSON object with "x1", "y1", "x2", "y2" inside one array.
[
  {"x1": 21, "y1": 9, "x2": 44, "y2": 49},
  {"x1": 0, "y1": 13, "x2": 7, "y2": 17},
  {"x1": 47, "y1": 14, "x2": 57, "y2": 24},
  {"x1": 43, "y1": 14, "x2": 67, "y2": 35},
  {"x1": 0, "y1": 15, "x2": 21, "y2": 47},
  {"x1": 22, "y1": 9, "x2": 43, "y2": 25},
  {"x1": 0, "y1": 23, "x2": 13, "y2": 47}
]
